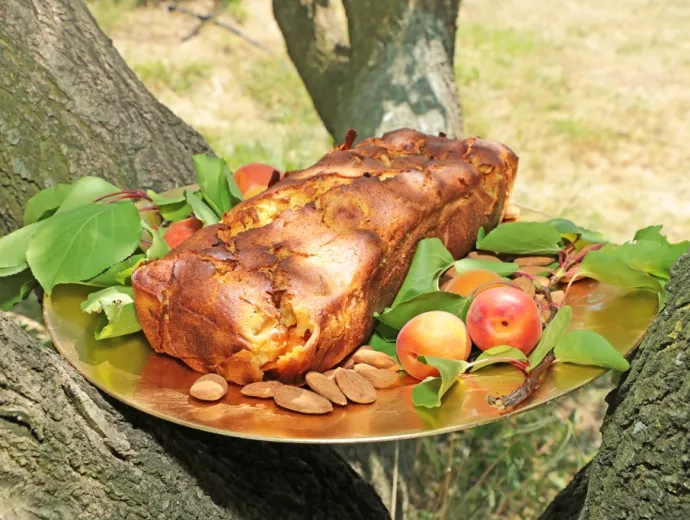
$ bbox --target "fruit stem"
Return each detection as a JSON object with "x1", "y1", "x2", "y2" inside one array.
[
  {"x1": 94, "y1": 190, "x2": 153, "y2": 203},
  {"x1": 466, "y1": 357, "x2": 530, "y2": 377},
  {"x1": 485, "y1": 352, "x2": 556, "y2": 411},
  {"x1": 566, "y1": 243, "x2": 605, "y2": 270}
]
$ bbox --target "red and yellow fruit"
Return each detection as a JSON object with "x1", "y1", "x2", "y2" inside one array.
[
  {"x1": 233, "y1": 163, "x2": 281, "y2": 197},
  {"x1": 163, "y1": 217, "x2": 203, "y2": 249},
  {"x1": 442, "y1": 269, "x2": 504, "y2": 297},
  {"x1": 465, "y1": 286, "x2": 542, "y2": 355},
  {"x1": 396, "y1": 311, "x2": 472, "y2": 381}
]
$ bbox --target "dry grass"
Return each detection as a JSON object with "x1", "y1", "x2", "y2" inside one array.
[{"x1": 86, "y1": 0, "x2": 689, "y2": 518}]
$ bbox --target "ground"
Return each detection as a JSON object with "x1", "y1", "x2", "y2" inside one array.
[{"x1": 75, "y1": 0, "x2": 690, "y2": 518}]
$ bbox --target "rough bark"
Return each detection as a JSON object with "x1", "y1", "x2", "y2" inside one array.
[
  {"x1": 0, "y1": 0, "x2": 211, "y2": 235},
  {"x1": 540, "y1": 253, "x2": 690, "y2": 520},
  {"x1": 0, "y1": 313, "x2": 389, "y2": 520},
  {"x1": 273, "y1": 0, "x2": 463, "y2": 141}
]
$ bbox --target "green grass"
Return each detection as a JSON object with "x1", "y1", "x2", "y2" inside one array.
[{"x1": 131, "y1": 61, "x2": 212, "y2": 93}]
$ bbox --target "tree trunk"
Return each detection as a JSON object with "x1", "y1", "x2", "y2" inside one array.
[
  {"x1": 273, "y1": 0, "x2": 463, "y2": 142},
  {"x1": 0, "y1": 312, "x2": 389, "y2": 520},
  {"x1": 540, "y1": 253, "x2": 690, "y2": 520},
  {"x1": 0, "y1": 0, "x2": 210, "y2": 235},
  {"x1": 0, "y1": 0, "x2": 402, "y2": 517}
]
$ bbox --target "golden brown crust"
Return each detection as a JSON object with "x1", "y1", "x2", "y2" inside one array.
[{"x1": 132, "y1": 129, "x2": 518, "y2": 385}]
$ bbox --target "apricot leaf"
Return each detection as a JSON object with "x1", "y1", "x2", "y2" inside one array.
[
  {"x1": 81, "y1": 286, "x2": 142, "y2": 339},
  {"x1": 0, "y1": 222, "x2": 43, "y2": 273},
  {"x1": 469, "y1": 345, "x2": 528, "y2": 373},
  {"x1": 476, "y1": 222, "x2": 562, "y2": 255},
  {"x1": 375, "y1": 291, "x2": 469, "y2": 331},
  {"x1": 554, "y1": 330, "x2": 629, "y2": 371},
  {"x1": 82, "y1": 254, "x2": 146, "y2": 287},
  {"x1": 412, "y1": 356, "x2": 469, "y2": 408},
  {"x1": 141, "y1": 221, "x2": 170, "y2": 261},
  {"x1": 451, "y1": 258, "x2": 519, "y2": 277},
  {"x1": 578, "y1": 244, "x2": 664, "y2": 294},
  {"x1": 26, "y1": 202, "x2": 142, "y2": 294},
  {"x1": 146, "y1": 190, "x2": 192, "y2": 222},
  {"x1": 185, "y1": 190, "x2": 219, "y2": 226},
  {"x1": 392, "y1": 238, "x2": 454, "y2": 305},
  {"x1": 528, "y1": 305, "x2": 572, "y2": 369},
  {"x1": 547, "y1": 218, "x2": 606, "y2": 244},
  {"x1": 193, "y1": 154, "x2": 241, "y2": 216},
  {"x1": 367, "y1": 331, "x2": 399, "y2": 362},
  {"x1": 23, "y1": 184, "x2": 72, "y2": 225},
  {"x1": 55, "y1": 177, "x2": 120, "y2": 214},
  {"x1": 0, "y1": 269, "x2": 37, "y2": 311}
]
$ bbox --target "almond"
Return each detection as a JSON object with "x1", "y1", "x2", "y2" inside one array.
[
  {"x1": 535, "y1": 276, "x2": 551, "y2": 289},
  {"x1": 273, "y1": 385, "x2": 333, "y2": 414},
  {"x1": 353, "y1": 364, "x2": 399, "y2": 389},
  {"x1": 241, "y1": 380, "x2": 283, "y2": 399},
  {"x1": 322, "y1": 369, "x2": 336, "y2": 380},
  {"x1": 467, "y1": 251, "x2": 501, "y2": 262},
  {"x1": 190, "y1": 374, "x2": 228, "y2": 402},
  {"x1": 515, "y1": 256, "x2": 555, "y2": 267},
  {"x1": 520, "y1": 265, "x2": 553, "y2": 277},
  {"x1": 503, "y1": 204, "x2": 521, "y2": 221},
  {"x1": 513, "y1": 276, "x2": 535, "y2": 298},
  {"x1": 334, "y1": 368, "x2": 377, "y2": 404},
  {"x1": 352, "y1": 348, "x2": 398, "y2": 370},
  {"x1": 551, "y1": 290, "x2": 566, "y2": 306},
  {"x1": 305, "y1": 371, "x2": 347, "y2": 406}
]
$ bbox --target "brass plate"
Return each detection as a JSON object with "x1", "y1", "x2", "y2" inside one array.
[{"x1": 43, "y1": 207, "x2": 658, "y2": 443}]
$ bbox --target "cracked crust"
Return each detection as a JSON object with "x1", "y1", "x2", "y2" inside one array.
[{"x1": 131, "y1": 129, "x2": 518, "y2": 385}]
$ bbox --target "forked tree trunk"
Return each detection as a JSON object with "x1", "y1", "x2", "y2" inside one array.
[
  {"x1": 539, "y1": 253, "x2": 690, "y2": 520},
  {"x1": 273, "y1": 0, "x2": 464, "y2": 141}
]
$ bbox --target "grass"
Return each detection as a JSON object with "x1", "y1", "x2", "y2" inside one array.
[{"x1": 84, "y1": 1, "x2": 688, "y2": 518}]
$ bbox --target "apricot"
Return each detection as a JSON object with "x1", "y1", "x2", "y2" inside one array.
[
  {"x1": 442, "y1": 269, "x2": 504, "y2": 297},
  {"x1": 163, "y1": 217, "x2": 203, "y2": 248},
  {"x1": 232, "y1": 163, "x2": 281, "y2": 195},
  {"x1": 396, "y1": 311, "x2": 472, "y2": 381},
  {"x1": 465, "y1": 287, "x2": 542, "y2": 355}
]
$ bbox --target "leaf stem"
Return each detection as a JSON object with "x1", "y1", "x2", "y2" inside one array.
[
  {"x1": 94, "y1": 190, "x2": 152, "y2": 203},
  {"x1": 485, "y1": 352, "x2": 556, "y2": 411},
  {"x1": 466, "y1": 357, "x2": 530, "y2": 376}
]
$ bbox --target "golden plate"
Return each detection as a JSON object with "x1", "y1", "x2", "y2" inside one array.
[{"x1": 43, "y1": 207, "x2": 658, "y2": 443}]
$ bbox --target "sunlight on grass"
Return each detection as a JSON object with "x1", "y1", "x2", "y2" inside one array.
[{"x1": 131, "y1": 61, "x2": 212, "y2": 93}]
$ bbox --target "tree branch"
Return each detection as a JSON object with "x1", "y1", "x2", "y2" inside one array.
[{"x1": 272, "y1": 0, "x2": 350, "y2": 138}]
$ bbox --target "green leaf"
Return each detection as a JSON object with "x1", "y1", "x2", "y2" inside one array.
[
  {"x1": 470, "y1": 345, "x2": 528, "y2": 372},
  {"x1": 23, "y1": 184, "x2": 72, "y2": 225},
  {"x1": 0, "y1": 265, "x2": 29, "y2": 277},
  {"x1": 412, "y1": 356, "x2": 469, "y2": 408},
  {"x1": 0, "y1": 222, "x2": 43, "y2": 272},
  {"x1": 0, "y1": 269, "x2": 37, "y2": 311},
  {"x1": 392, "y1": 238, "x2": 454, "y2": 306},
  {"x1": 633, "y1": 225, "x2": 667, "y2": 244},
  {"x1": 578, "y1": 244, "x2": 663, "y2": 294},
  {"x1": 81, "y1": 286, "x2": 141, "y2": 340},
  {"x1": 367, "y1": 331, "x2": 399, "y2": 362},
  {"x1": 55, "y1": 177, "x2": 120, "y2": 214},
  {"x1": 476, "y1": 222, "x2": 563, "y2": 255},
  {"x1": 554, "y1": 329, "x2": 629, "y2": 371},
  {"x1": 617, "y1": 241, "x2": 686, "y2": 280},
  {"x1": 193, "y1": 154, "x2": 240, "y2": 217},
  {"x1": 141, "y1": 221, "x2": 170, "y2": 261},
  {"x1": 224, "y1": 166, "x2": 244, "y2": 203},
  {"x1": 115, "y1": 258, "x2": 146, "y2": 285},
  {"x1": 26, "y1": 202, "x2": 142, "y2": 294},
  {"x1": 146, "y1": 190, "x2": 192, "y2": 222},
  {"x1": 528, "y1": 305, "x2": 572, "y2": 368},
  {"x1": 547, "y1": 218, "x2": 606, "y2": 244},
  {"x1": 83, "y1": 254, "x2": 146, "y2": 287},
  {"x1": 185, "y1": 190, "x2": 220, "y2": 226},
  {"x1": 451, "y1": 258, "x2": 520, "y2": 277},
  {"x1": 375, "y1": 291, "x2": 469, "y2": 331}
]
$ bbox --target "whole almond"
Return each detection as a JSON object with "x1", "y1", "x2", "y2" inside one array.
[
  {"x1": 515, "y1": 256, "x2": 555, "y2": 267},
  {"x1": 274, "y1": 385, "x2": 333, "y2": 414},
  {"x1": 352, "y1": 349, "x2": 398, "y2": 370},
  {"x1": 353, "y1": 364, "x2": 399, "y2": 389},
  {"x1": 241, "y1": 380, "x2": 283, "y2": 399},
  {"x1": 513, "y1": 276, "x2": 535, "y2": 298},
  {"x1": 334, "y1": 368, "x2": 377, "y2": 404},
  {"x1": 190, "y1": 374, "x2": 228, "y2": 401},
  {"x1": 467, "y1": 251, "x2": 501, "y2": 262},
  {"x1": 551, "y1": 290, "x2": 566, "y2": 306},
  {"x1": 520, "y1": 265, "x2": 553, "y2": 277},
  {"x1": 322, "y1": 369, "x2": 336, "y2": 380},
  {"x1": 306, "y1": 372, "x2": 347, "y2": 405},
  {"x1": 535, "y1": 276, "x2": 551, "y2": 289}
]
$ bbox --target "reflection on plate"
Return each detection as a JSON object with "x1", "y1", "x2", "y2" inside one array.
[{"x1": 43, "y1": 208, "x2": 658, "y2": 443}]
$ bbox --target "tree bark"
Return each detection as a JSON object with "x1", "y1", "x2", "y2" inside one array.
[
  {"x1": 0, "y1": 0, "x2": 210, "y2": 235},
  {"x1": 0, "y1": 312, "x2": 389, "y2": 520},
  {"x1": 540, "y1": 253, "x2": 690, "y2": 520},
  {"x1": 0, "y1": 0, "x2": 401, "y2": 517},
  {"x1": 273, "y1": 0, "x2": 463, "y2": 142}
]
